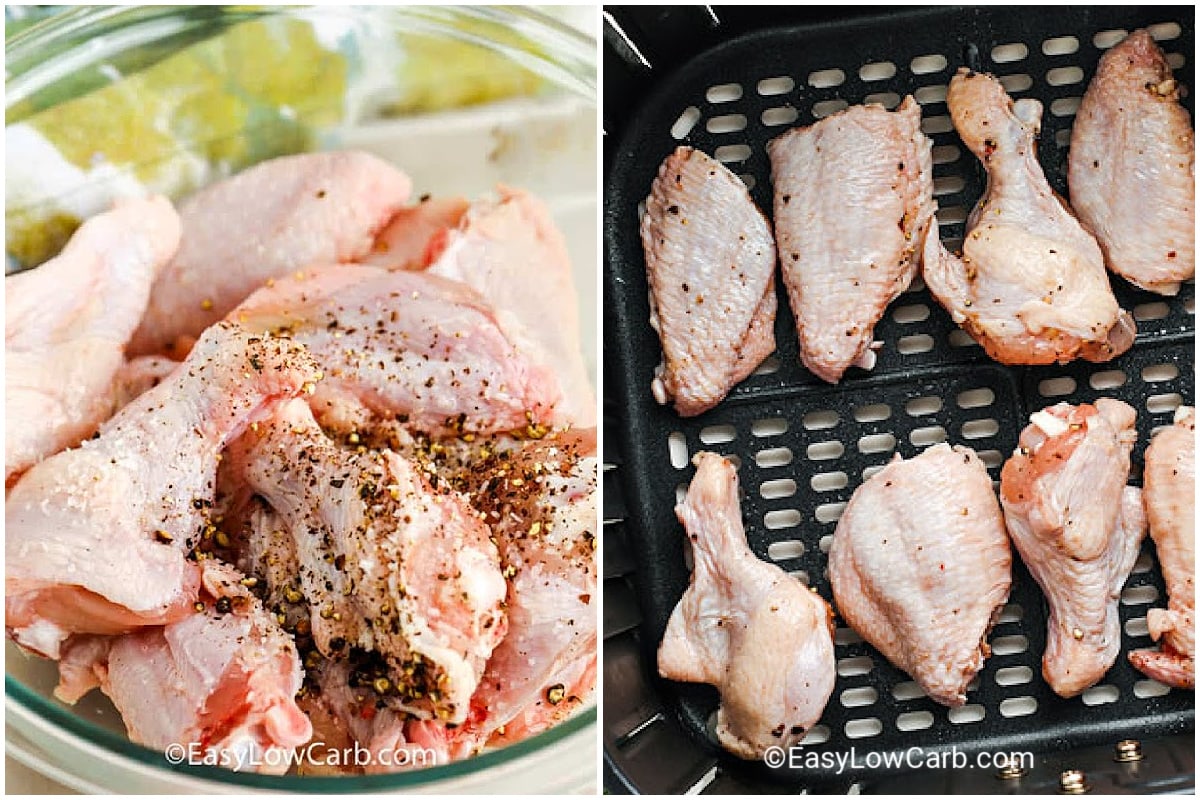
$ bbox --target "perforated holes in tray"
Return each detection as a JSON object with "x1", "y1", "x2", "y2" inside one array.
[
  {"x1": 647, "y1": 15, "x2": 1194, "y2": 400},
  {"x1": 603, "y1": 6, "x2": 1195, "y2": 792}
]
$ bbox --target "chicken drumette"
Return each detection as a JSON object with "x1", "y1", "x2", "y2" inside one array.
[
  {"x1": 658, "y1": 452, "x2": 835, "y2": 759},
  {"x1": 924, "y1": 69, "x2": 1135, "y2": 365},
  {"x1": 1000, "y1": 399, "x2": 1146, "y2": 697}
]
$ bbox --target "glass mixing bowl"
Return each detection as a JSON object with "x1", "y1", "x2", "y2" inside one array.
[{"x1": 5, "y1": 5, "x2": 597, "y2": 793}]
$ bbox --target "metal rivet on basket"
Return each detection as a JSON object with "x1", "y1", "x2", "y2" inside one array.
[
  {"x1": 1059, "y1": 769, "x2": 1090, "y2": 794},
  {"x1": 995, "y1": 761, "x2": 1027, "y2": 780},
  {"x1": 1114, "y1": 739, "x2": 1144, "y2": 762}
]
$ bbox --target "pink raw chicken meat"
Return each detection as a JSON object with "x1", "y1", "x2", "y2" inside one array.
[
  {"x1": 658, "y1": 452, "x2": 836, "y2": 759},
  {"x1": 5, "y1": 322, "x2": 320, "y2": 658},
  {"x1": 108, "y1": 355, "x2": 180, "y2": 412},
  {"x1": 419, "y1": 187, "x2": 596, "y2": 428},
  {"x1": 1000, "y1": 399, "x2": 1147, "y2": 697},
  {"x1": 56, "y1": 561, "x2": 312, "y2": 774},
  {"x1": 6, "y1": 196, "x2": 180, "y2": 483},
  {"x1": 404, "y1": 428, "x2": 598, "y2": 760},
  {"x1": 366, "y1": 187, "x2": 594, "y2": 426},
  {"x1": 229, "y1": 264, "x2": 563, "y2": 437},
  {"x1": 1129, "y1": 406, "x2": 1195, "y2": 688},
  {"x1": 234, "y1": 399, "x2": 508, "y2": 725},
  {"x1": 129, "y1": 151, "x2": 411, "y2": 357},
  {"x1": 364, "y1": 196, "x2": 471, "y2": 272}
]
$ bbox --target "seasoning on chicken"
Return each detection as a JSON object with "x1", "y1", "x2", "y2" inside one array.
[
  {"x1": 295, "y1": 658, "x2": 416, "y2": 774},
  {"x1": 5, "y1": 196, "x2": 180, "y2": 483},
  {"x1": 403, "y1": 427, "x2": 598, "y2": 758},
  {"x1": 1130, "y1": 406, "x2": 1195, "y2": 688},
  {"x1": 129, "y1": 151, "x2": 411, "y2": 357},
  {"x1": 55, "y1": 561, "x2": 312, "y2": 774},
  {"x1": 829, "y1": 444, "x2": 1011, "y2": 705},
  {"x1": 641, "y1": 147, "x2": 777, "y2": 416},
  {"x1": 235, "y1": 399, "x2": 508, "y2": 725},
  {"x1": 924, "y1": 69, "x2": 1135, "y2": 365},
  {"x1": 1069, "y1": 29, "x2": 1195, "y2": 295},
  {"x1": 657, "y1": 452, "x2": 835, "y2": 759},
  {"x1": 767, "y1": 97, "x2": 935, "y2": 382},
  {"x1": 5, "y1": 322, "x2": 320, "y2": 659},
  {"x1": 230, "y1": 264, "x2": 562, "y2": 437},
  {"x1": 423, "y1": 187, "x2": 596, "y2": 427},
  {"x1": 1000, "y1": 399, "x2": 1147, "y2": 697}
]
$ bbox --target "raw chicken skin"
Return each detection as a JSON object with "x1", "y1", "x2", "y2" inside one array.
[
  {"x1": 403, "y1": 428, "x2": 598, "y2": 758},
  {"x1": 1130, "y1": 405, "x2": 1195, "y2": 688},
  {"x1": 230, "y1": 264, "x2": 562, "y2": 437},
  {"x1": 109, "y1": 355, "x2": 180, "y2": 413},
  {"x1": 767, "y1": 97, "x2": 936, "y2": 382},
  {"x1": 423, "y1": 187, "x2": 596, "y2": 428},
  {"x1": 56, "y1": 561, "x2": 312, "y2": 775},
  {"x1": 924, "y1": 69, "x2": 1135, "y2": 365},
  {"x1": 365, "y1": 196, "x2": 470, "y2": 271},
  {"x1": 658, "y1": 452, "x2": 835, "y2": 759},
  {"x1": 237, "y1": 399, "x2": 508, "y2": 725},
  {"x1": 6, "y1": 196, "x2": 181, "y2": 482},
  {"x1": 829, "y1": 444, "x2": 1011, "y2": 706},
  {"x1": 1000, "y1": 399, "x2": 1147, "y2": 697},
  {"x1": 1069, "y1": 29, "x2": 1195, "y2": 295},
  {"x1": 6, "y1": 322, "x2": 320, "y2": 658},
  {"x1": 130, "y1": 151, "x2": 411, "y2": 356},
  {"x1": 641, "y1": 147, "x2": 777, "y2": 417}
]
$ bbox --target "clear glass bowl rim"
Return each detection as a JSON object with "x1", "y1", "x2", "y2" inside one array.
[{"x1": 4, "y1": 3, "x2": 596, "y2": 791}]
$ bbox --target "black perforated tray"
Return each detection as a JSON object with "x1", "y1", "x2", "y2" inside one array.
[{"x1": 603, "y1": 5, "x2": 1195, "y2": 794}]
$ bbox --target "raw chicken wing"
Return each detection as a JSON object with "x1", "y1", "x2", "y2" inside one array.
[
  {"x1": 1000, "y1": 399, "x2": 1146, "y2": 696},
  {"x1": 657, "y1": 452, "x2": 835, "y2": 759},
  {"x1": 1130, "y1": 406, "x2": 1195, "y2": 688},
  {"x1": 924, "y1": 69, "x2": 1135, "y2": 364},
  {"x1": 829, "y1": 444, "x2": 1011, "y2": 706},
  {"x1": 130, "y1": 151, "x2": 411, "y2": 356},
  {"x1": 56, "y1": 561, "x2": 312, "y2": 774},
  {"x1": 230, "y1": 264, "x2": 562, "y2": 437},
  {"x1": 6, "y1": 196, "x2": 180, "y2": 482},
  {"x1": 767, "y1": 97, "x2": 935, "y2": 382},
  {"x1": 1069, "y1": 29, "x2": 1195, "y2": 295},
  {"x1": 237, "y1": 399, "x2": 508, "y2": 725},
  {"x1": 641, "y1": 147, "x2": 777, "y2": 416},
  {"x1": 108, "y1": 355, "x2": 180, "y2": 412},
  {"x1": 365, "y1": 196, "x2": 470, "y2": 272},
  {"x1": 423, "y1": 187, "x2": 595, "y2": 427},
  {"x1": 403, "y1": 428, "x2": 598, "y2": 758},
  {"x1": 6, "y1": 322, "x2": 319, "y2": 658}
]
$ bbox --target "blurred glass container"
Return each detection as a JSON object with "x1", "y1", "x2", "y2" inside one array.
[{"x1": 4, "y1": 5, "x2": 597, "y2": 793}]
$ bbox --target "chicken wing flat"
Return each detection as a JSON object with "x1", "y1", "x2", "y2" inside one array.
[
  {"x1": 829, "y1": 444, "x2": 1011, "y2": 706},
  {"x1": 1070, "y1": 29, "x2": 1195, "y2": 295},
  {"x1": 230, "y1": 264, "x2": 562, "y2": 437},
  {"x1": 1130, "y1": 406, "x2": 1195, "y2": 688},
  {"x1": 641, "y1": 147, "x2": 777, "y2": 416},
  {"x1": 129, "y1": 151, "x2": 411, "y2": 356},
  {"x1": 767, "y1": 97, "x2": 935, "y2": 382}
]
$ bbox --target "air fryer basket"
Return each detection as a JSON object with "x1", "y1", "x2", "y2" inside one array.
[{"x1": 603, "y1": 6, "x2": 1195, "y2": 794}]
